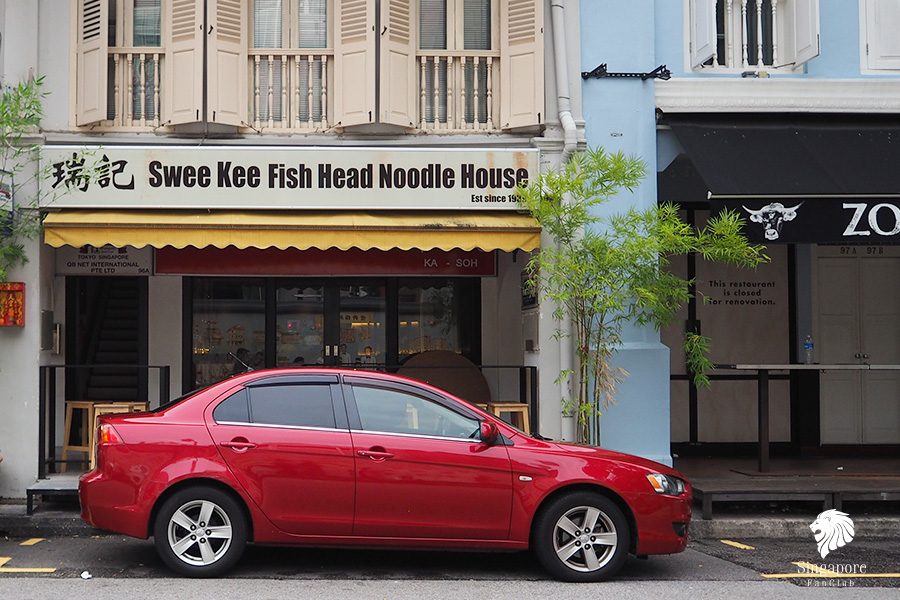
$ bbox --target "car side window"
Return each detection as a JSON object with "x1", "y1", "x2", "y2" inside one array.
[
  {"x1": 353, "y1": 385, "x2": 479, "y2": 440},
  {"x1": 249, "y1": 384, "x2": 336, "y2": 429},
  {"x1": 213, "y1": 389, "x2": 250, "y2": 423}
]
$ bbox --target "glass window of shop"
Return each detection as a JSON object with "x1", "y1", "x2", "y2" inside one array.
[
  {"x1": 187, "y1": 277, "x2": 479, "y2": 391},
  {"x1": 192, "y1": 279, "x2": 266, "y2": 388}
]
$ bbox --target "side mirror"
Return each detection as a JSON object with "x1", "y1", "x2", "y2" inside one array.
[{"x1": 480, "y1": 421, "x2": 500, "y2": 445}]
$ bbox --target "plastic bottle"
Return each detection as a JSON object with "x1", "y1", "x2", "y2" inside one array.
[{"x1": 804, "y1": 335, "x2": 814, "y2": 364}]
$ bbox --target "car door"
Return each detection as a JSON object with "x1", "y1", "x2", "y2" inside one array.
[
  {"x1": 206, "y1": 374, "x2": 355, "y2": 535},
  {"x1": 345, "y1": 376, "x2": 513, "y2": 540}
]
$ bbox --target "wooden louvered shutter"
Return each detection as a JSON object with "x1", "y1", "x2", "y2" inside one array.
[
  {"x1": 76, "y1": 0, "x2": 109, "y2": 126},
  {"x1": 689, "y1": 0, "x2": 716, "y2": 68},
  {"x1": 166, "y1": 0, "x2": 205, "y2": 125},
  {"x1": 865, "y1": 0, "x2": 900, "y2": 70},
  {"x1": 208, "y1": 0, "x2": 248, "y2": 125},
  {"x1": 500, "y1": 0, "x2": 543, "y2": 130},
  {"x1": 787, "y1": 0, "x2": 820, "y2": 68},
  {"x1": 379, "y1": 0, "x2": 416, "y2": 127},
  {"x1": 334, "y1": 0, "x2": 376, "y2": 126}
]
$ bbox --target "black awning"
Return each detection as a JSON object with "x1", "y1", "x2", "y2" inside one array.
[{"x1": 665, "y1": 114, "x2": 900, "y2": 196}]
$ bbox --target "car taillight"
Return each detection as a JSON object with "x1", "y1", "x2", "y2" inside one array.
[{"x1": 97, "y1": 423, "x2": 123, "y2": 445}]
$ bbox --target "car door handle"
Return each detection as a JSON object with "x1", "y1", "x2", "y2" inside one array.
[
  {"x1": 221, "y1": 440, "x2": 257, "y2": 451},
  {"x1": 357, "y1": 449, "x2": 394, "y2": 460}
]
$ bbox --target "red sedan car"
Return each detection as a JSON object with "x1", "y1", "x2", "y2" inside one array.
[{"x1": 80, "y1": 369, "x2": 691, "y2": 581}]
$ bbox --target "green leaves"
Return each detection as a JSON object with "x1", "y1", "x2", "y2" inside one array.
[{"x1": 518, "y1": 147, "x2": 767, "y2": 444}]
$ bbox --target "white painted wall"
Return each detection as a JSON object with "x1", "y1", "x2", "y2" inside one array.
[{"x1": 148, "y1": 275, "x2": 183, "y2": 405}]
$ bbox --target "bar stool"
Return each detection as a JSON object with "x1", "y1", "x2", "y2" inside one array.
[
  {"x1": 486, "y1": 402, "x2": 530, "y2": 433},
  {"x1": 61, "y1": 401, "x2": 98, "y2": 472},
  {"x1": 90, "y1": 402, "x2": 149, "y2": 469}
]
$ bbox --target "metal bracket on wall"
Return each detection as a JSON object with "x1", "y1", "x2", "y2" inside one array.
[{"x1": 581, "y1": 63, "x2": 671, "y2": 81}]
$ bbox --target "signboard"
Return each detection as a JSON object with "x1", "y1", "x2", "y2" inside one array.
[
  {"x1": 155, "y1": 246, "x2": 496, "y2": 277},
  {"x1": 0, "y1": 282, "x2": 25, "y2": 326},
  {"x1": 715, "y1": 195, "x2": 900, "y2": 244},
  {"x1": 41, "y1": 146, "x2": 539, "y2": 211},
  {"x1": 56, "y1": 245, "x2": 153, "y2": 276}
]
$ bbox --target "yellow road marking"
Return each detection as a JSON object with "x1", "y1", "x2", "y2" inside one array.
[
  {"x1": 0, "y1": 557, "x2": 57, "y2": 574},
  {"x1": 19, "y1": 539, "x2": 43, "y2": 547},
  {"x1": 720, "y1": 540, "x2": 755, "y2": 550}
]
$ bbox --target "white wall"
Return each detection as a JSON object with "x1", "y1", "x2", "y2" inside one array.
[{"x1": 148, "y1": 276, "x2": 183, "y2": 405}]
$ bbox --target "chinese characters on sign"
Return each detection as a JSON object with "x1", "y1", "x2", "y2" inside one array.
[
  {"x1": 0, "y1": 282, "x2": 25, "y2": 326},
  {"x1": 50, "y1": 153, "x2": 135, "y2": 193}
]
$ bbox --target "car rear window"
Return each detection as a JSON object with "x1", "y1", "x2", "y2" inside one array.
[
  {"x1": 213, "y1": 389, "x2": 250, "y2": 423},
  {"x1": 249, "y1": 384, "x2": 336, "y2": 429}
]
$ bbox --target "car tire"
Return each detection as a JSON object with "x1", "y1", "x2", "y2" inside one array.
[
  {"x1": 533, "y1": 491, "x2": 630, "y2": 582},
  {"x1": 153, "y1": 486, "x2": 248, "y2": 577}
]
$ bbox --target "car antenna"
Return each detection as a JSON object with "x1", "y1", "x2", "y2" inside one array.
[{"x1": 227, "y1": 351, "x2": 254, "y2": 372}]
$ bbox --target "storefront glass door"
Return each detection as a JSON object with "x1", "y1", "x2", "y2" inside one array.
[
  {"x1": 188, "y1": 277, "x2": 474, "y2": 391},
  {"x1": 275, "y1": 282, "x2": 386, "y2": 367}
]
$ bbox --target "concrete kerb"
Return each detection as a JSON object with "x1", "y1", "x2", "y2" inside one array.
[{"x1": 689, "y1": 509, "x2": 900, "y2": 540}]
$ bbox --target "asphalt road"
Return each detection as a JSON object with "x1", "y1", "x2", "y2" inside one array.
[{"x1": 0, "y1": 532, "x2": 898, "y2": 599}]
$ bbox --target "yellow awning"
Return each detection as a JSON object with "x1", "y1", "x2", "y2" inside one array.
[{"x1": 43, "y1": 210, "x2": 541, "y2": 252}]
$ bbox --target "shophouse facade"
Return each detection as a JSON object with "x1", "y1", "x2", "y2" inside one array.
[
  {"x1": 0, "y1": 0, "x2": 588, "y2": 499},
  {"x1": 580, "y1": 1, "x2": 900, "y2": 458}
]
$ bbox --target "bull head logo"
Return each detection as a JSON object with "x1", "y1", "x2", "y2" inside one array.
[{"x1": 742, "y1": 202, "x2": 803, "y2": 241}]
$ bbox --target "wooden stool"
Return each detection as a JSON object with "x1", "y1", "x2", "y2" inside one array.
[
  {"x1": 61, "y1": 401, "x2": 97, "y2": 472},
  {"x1": 90, "y1": 403, "x2": 146, "y2": 469},
  {"x1": 486, "y1": 402, "x2": 530, "y2": 433}
]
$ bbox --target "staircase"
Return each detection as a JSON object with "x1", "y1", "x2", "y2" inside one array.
[{"x1": 84, "y1": 278, "x2": 141, "y2": 402}]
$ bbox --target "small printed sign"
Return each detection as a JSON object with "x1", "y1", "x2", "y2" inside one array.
[{"x1": 56, "y1": 245, "x2": 153, "y2": 276}]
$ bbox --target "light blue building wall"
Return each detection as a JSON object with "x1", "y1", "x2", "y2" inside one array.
[
  {"x1": 579, "y1": 0, "x2": 897, "y2": 465},
  {"x1": 579, "y1": 1, "x2": 672, "y2": 466}
]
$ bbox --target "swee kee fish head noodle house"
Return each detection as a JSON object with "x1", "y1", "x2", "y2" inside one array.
[{"x1": 41, "y1": 146, "x2": 544, "y2": 397}]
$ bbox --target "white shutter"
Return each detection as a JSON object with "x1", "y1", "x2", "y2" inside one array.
[
  {"x1": 689, "y1": 0, "x2": 716, "y2": 68},
  {"x1": 166, "y1": 0, "x2": 204, "y2": 125},
  {"x1": 865, "y1": 0, "x2": 900, "y2": 70},
  {"x1": 76, "y1": 0, "x2": 109, "y2": 126},
  {"x1": 789, "y1": 0, "x2": 820, "y2": 67},
  {"x1": 500, "y1": 0, "x2": 544, "y2": 130},
  {"x1": 208, "y1": 0, "x2": 248, "y2": 125},
  {"x1": 379, "y1": 0, "x2": 416, "y2": 127},
  {"x1": 334, "y1": 0, "x2": 376, "y2": 126}
]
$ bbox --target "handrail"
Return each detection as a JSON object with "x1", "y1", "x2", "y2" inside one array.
[{"x1": 38, "y1": 364, "x2": 171, "y2": 478}]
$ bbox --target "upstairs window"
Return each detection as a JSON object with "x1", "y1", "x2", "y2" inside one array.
[
  {"x1": 419, "y1": 0, "x2": 492, "y2": 128},
  {"x1": 75, "y1": 0, "x2": 543, "y2": 133},
  {"x1": 252, "y1": 0, "x2": 328, "y2": 127},
  {"x1": 689, "y1": 0, "x2": 819, "y2": 71}
]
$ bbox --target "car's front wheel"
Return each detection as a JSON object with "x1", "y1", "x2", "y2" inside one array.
[
  {"x1": 533, "y1": 491, "x2": 630, "y2": 582},
  {"x1": 153, "y1": 486, "x2": 248, "y2": 577}
]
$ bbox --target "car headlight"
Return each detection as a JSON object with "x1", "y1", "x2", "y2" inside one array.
[{"x1": 646, "y1": 473, "x2": 686, "y2": 496}]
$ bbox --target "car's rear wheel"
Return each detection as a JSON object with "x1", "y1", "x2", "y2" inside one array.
[
  {"x1": 533, "y1": 491, "x2": 630, "y2": 582},
  {"x1": 153, "y1": 486, "x2": 247, "y2": 577}
]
